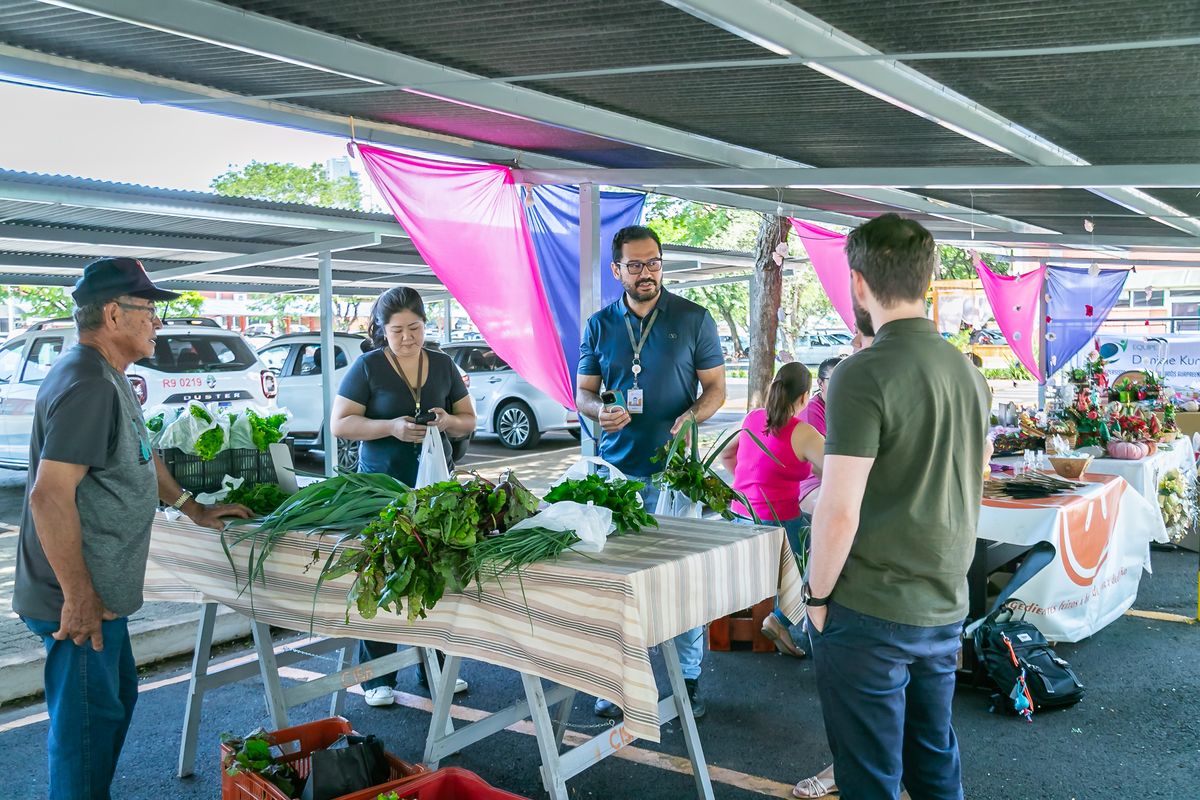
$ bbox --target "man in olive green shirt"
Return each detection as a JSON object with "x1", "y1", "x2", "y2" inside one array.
[{"x1": 805, "y1": 215, "x2": 991, "y2": 800}]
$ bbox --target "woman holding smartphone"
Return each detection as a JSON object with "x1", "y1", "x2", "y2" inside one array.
[{"x1": 331, "y1": 286, "x2": 476, "y2": 707}]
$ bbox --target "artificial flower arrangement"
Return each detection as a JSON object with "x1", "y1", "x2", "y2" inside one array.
[{"x1": 1158, "y1": 468, "x2": 1195, "y2": 544}]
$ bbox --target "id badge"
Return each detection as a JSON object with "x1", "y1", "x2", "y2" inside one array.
[{"x1": 627, "y1": 388, "x2": 644, "y2": 415}]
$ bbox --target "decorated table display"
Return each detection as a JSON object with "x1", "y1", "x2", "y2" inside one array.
[{"x1": 976, "y1": 472, "x2": 1165, "y2": 642}]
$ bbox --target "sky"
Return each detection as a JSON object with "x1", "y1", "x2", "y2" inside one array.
[{"x1": 0, "y1": 79, "x2": 383, "y2": 204}]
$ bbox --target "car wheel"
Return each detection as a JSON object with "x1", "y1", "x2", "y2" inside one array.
[
  {"x1": 496, "y1": 400, "x2": 540, "y2": 450},
  {"x1": 336, "y1": 438, "x2": 361, "y2": 472}
]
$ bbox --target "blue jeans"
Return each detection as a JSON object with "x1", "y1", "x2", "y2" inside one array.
[
  {"x1": 630, "y1": 476, "x2": 705, "y2": 681},
  {"x1": 357, "y1": 640, "x2": 438, "y2": 691},
  {"x1": 733, "y1": 514, "x2": 809, "y2": 627},
  {"x1": 22, "y1": 616, "x2": 138, "y2": 800},
  {"x1": 808, "y1": 602, "x2": 964, "y2": 800}
]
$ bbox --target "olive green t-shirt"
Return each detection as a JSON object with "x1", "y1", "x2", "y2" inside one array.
[{"x1": 823, "y1": 317, "x2": 991, "y2": 627}]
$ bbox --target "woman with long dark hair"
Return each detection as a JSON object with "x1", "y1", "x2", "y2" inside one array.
[
  {"x1": 332, "y1": 286, "x2": 476, "y2": 706},
  {"x1": 720, "y1": 361, "x2": 824, "y2": 658}
]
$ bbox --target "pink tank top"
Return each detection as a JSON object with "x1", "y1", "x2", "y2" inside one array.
[{"x1": 731, "y1": 408, "x2": 812, "y2": 522}]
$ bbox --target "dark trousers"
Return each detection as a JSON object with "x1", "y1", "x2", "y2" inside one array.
[
  {"x1": 808, "y1": 602, "x2": 964, "y2": 800},
  {"x1": 358, "y1": 640, "x2": 442, "y2": 690},
  {"x1": 22, "y1": 616, "x2": 138, "y2": 800}
]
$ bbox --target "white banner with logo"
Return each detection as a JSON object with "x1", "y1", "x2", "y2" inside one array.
[
  {"x1": 977, "y1": 474, "x2": 1165, "y2": 642},
  {"x1": 1096, "y1": 334, "x2": 1200, "y2": 388}
]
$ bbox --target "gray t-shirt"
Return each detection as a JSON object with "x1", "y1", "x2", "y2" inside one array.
[{"x1": 13, "y1": 344, "x2": 159, "y2": 621}]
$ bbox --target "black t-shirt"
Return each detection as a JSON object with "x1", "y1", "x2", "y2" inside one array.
[{"x1": 337, "y1": 348, "x2": 469, "y2": 485}]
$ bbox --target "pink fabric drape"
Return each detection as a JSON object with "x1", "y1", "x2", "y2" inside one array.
[
  {"x1": 789, "y1": 219, "x2": 855, "y2": 333},
  {"x1": 356, "y1": 144, "x2": 574, "y2": 409},
  {"x1": 975, "y1": 258, "x2": 1045, "y2": 382}
]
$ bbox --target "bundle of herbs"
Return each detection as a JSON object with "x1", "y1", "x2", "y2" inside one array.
[
  {"x1": 542, "y1": 473, "x2": 657, "y2": 533},
  {"x1": 650, "y1": 416, "x2": 772, "y2": 521},
  {"x1": 319, "y1": 471, "x2": 540, "y2": 621},
  {"x1": 189, "y1": 404, "x2": 225, "y2": 461},
  {"x1": 221, "y1": 731, "x2": 301, "y2": 798},
  {"x1": 222, "y1": 472, "x2": 410, "y2": 590},
  {"x1": 224, "y1": 481, "x2": 293, "y2": 516},
  {"x1": 247, "y1": 409, "x2": 289, "y2": 451}
]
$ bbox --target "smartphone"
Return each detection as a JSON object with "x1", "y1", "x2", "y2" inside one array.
[
  {"x1": 600, "y1": 390, "x2": 627, "y2": 409},
  {"x1": 413, "y1": 411, "x2": 437, "y2": 425}
]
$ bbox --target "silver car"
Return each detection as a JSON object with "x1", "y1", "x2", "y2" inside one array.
[{"x1": 441, "y1": 343, "x2": 579, "y2": 449}]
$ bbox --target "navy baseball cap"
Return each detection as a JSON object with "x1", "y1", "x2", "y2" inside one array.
[{"x1": 72, "y1": 257, "x2": 180, "y2": 307}]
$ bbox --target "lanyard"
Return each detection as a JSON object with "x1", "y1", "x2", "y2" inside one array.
[
  {"x1": 623, "y1": 309, "x2": 658, "y2": 388},
  {"x1": 384, "y1": 348, "x2": 425, "y2": 414}
]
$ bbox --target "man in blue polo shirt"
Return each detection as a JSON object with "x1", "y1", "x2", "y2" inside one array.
[{"x1": 578, "y1": 225, "x2": 726, "y2": 720}]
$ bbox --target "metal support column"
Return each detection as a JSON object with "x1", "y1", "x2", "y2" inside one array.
[
  {"x1": 442, "y1": 298, "x2": 452, "y2": 343},
  {"x1": 1037, "y1": 262, "x2": 1048, "y2": 407},
  {"x1": 578, "y1": 183, "x2": 603, "y2": 458},
  {"x1": 318, "y1": 251, "x2": 337, "y2": 477}
]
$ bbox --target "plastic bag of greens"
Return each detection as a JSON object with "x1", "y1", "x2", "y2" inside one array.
[
  {"x1": 655, "y1": 489, "x2": 704, "y2": 519},
  {"x1": 158, "y1": 401, "x2": 228, "y2": 460}
]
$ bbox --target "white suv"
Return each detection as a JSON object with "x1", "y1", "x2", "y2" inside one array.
[
  {"x1": 0, "y1": 317, "x2": 277, "y2": 468},
  {"x1": 259, "y1": 333, "x2": 473, "y2": 470},
  {"x1": 441, "y1": 342, "x2": 579, "y2": 449}
]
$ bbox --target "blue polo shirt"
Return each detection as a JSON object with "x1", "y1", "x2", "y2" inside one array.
[{"x1": 579, "y1": 290, "x2": 724, "y2": 477}]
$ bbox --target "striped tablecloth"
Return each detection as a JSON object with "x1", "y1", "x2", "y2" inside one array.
[{"x1": 144, "y1": 514, "x2": 803, "y2": 742}]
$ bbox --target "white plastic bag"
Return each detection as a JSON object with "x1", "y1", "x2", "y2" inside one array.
[
  {"x1": 196, "y1": 474, "x2": 244, "y2": 505},
  {"x1": 551, "y1": 456, "x2": 628, "y2": 488},
  {"x1": 157, "y1": 401, "x2": 229, "y2": 458},
  {"x1": 415, "y1": 427, "x2": 452, "y2": 488},
  {"x1": 227, "y1": 411, "x2": 257, "y2": 450},
  {"x1": 509, "y1": 500, "x2": 615, "y2": 553},
  {"x1": 655, "y1": 488, "x2": 704, "y2": 519}
]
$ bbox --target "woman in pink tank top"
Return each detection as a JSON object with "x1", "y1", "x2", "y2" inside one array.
[{"x1": 719, "y1": 362, "x2": 824, "y2": 658}]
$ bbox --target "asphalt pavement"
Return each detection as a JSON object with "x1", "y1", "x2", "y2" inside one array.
[{"x1": 1, "y1": 380, "x2": 1197, "y2": 799}]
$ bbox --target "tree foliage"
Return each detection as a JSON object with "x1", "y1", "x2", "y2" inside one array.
[
  {"x1": 0, "y1": 286, "x2": 73, "y2": 320},
  {"x1": 938, "y1": 245, "x2": 1007, "y2": 280},
  {"x1": 643, "y1": 194, "x2": 758, "y2": 251},
  {"x1": 682, "y1": 282, "x2": 749, "y2": 355},
  {"x1": 161, "y1": 290, "x2": 205, "y2": 319},
  {"x1": 211, "y1": 161, "x2": 363, "y2": 210}
]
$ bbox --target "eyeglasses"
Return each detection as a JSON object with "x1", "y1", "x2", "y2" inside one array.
[
  {"x1": 116, "y1": 301, "x2": 160, "y2": 320},
  {"x1": 618, "y1": 258, "x2": 664, "y2": 275}
]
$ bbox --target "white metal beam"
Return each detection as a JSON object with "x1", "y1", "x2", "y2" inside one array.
[
  {"x1": 34, "y1": 0, "x2": 1041, "y2": 234},
  {"x1": 146, "y1": 233, "x2": 382, "y2": 281},
  {"x1": 0, "y1": 45, "x2": 865, "y2": 231},
  {"x1": 664, "y1": 0, "x2": 1200, "y2": 237},
  {"x1": 514, "y1": 164, "x2": 1200, "y2": 190}
]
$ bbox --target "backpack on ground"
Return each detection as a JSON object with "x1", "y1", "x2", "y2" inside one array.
[{"x1": 966, "y1": 541, "x2": 1085, "y2": 721}]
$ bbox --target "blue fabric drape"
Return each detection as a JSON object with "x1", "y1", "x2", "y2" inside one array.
[
  {"x1": 1045, "y1": 265, "x2": 1129, "y2": 376},
  {"x1": 525, "y1": 185, "x2": 645, "y2": 392}
]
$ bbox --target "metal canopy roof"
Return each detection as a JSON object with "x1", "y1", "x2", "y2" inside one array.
[
  {"x1": 0, "y1": 0, "x2": 1198, "y2": 251},
  {"x1": 0, "y1": 169, "x2": 759, "y2": 293}
]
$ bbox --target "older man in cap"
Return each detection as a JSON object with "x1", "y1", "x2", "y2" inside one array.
[{"x1": 13, "y1": 257, "x2": 251, "y2": 799}]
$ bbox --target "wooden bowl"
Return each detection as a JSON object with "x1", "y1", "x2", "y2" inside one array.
[{"x1": 1050, "y1": 455, "x2": 1093, "y2": 480}]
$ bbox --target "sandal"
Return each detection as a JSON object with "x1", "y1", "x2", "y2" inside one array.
[
  {"x1": 762, "y1": 615, "x2": 807, "y2": 658},
  {"x1": 792, "y1": 765, "x2": 836, "y2": 798}
]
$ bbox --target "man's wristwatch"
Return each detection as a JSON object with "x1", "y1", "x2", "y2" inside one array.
[
  {"x1": 170, "y1": 490, "x2": 194, "y2": 511},
  {"x1": 802, "y1": 581, "x2": 830, "y2": 608}
]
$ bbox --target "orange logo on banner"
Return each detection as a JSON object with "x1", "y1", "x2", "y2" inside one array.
[{"x1": 1057, "y1": 481, "x2": 1125, "y2": 587}]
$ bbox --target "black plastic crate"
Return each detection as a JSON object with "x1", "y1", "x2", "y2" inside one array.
[{"x1": 159, "y1": 440, "x2": 292, "y2": 495}]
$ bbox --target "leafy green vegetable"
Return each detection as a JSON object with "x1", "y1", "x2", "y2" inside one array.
[
  {"x1": 224, "y1": 482, "x2": 292, "y2": 516},
  {"x1": 651, "y1": 417, "x2": 775, "y2": 521},
  {"x1": 247, "y1": 409, "x2": 289, "y2": 451},
  {"x1": 145, "y1": 412, "x2": 165, "y2": 433},
  {"x1": 189, "y1": 404, "x2": 213, "y2": 424},
  {"x1": 543, "y1": 474, "x2": 657, "y2": 533},
  {"x1": 320, "y1": 472, "x2": 538, "y2": 622},
  {"x1": 220, "y1": 731, "x2": 299, "y2": 797},
  {"x1": 469, "y1": 525, "x2": 582, "y2": 582},
  {"x1": 194, "y1": 426, "x2": 225, "y2": 461}
]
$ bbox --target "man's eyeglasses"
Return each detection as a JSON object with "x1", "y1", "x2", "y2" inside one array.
[
  {"x1": 617, "y1": 258, "x2": 664, "y2": 275},
  {"x1": 116, "y1": 301, "x2": 160, "y2": 320}
]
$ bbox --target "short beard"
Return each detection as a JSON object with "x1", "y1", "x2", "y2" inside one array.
[
  {"x1": 628, "y1": 278, "x2": 660, "y2": 302},
  {"x1": 852, "y1": 296, "x2": 875, "y2": 337}
]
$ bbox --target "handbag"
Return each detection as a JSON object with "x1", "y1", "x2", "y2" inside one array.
[
  {"x1": 300, "y1": 734, "x2": 391, "y2": 800},
  {"x1": 968, "y1": 541, "x2": 1085, "y2": 720}
]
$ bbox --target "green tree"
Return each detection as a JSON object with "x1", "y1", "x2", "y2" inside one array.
[
  {"x1": 938, "y1": 245, "x2": 1007, "y2": 280},
  {"x1": 779, "y1": 264, "x2": 837, "y2": 350},
  {"x1": 211, "y1": 161, "x2": 363, "y2": 209},
  {"x1": 250, "y1": 293, "x2": 317, "y2": 332},
  {"x1": 0, "y1": 286, "x2": 72, "y2": 320},
  {"x1": 643, "y1": 194, "x2": 758, "y2": 251},
  {"x1": 683, "y1": 282, "x2": 749, "y2": 355},
  {"x1": 160, "y1": 290, "x2": 205, "y2": 319}
]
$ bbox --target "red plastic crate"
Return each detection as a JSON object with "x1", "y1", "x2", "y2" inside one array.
[
  {"x1": 346, "y1": 767, "x2": 530, "y2": 800},
  {"x1": 220, "y1": 716, "x2": 426, "y2": 800}
]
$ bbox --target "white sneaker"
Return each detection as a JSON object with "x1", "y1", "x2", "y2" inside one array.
[
  {"x1": 363, "y1": 687, "x2": 395, "y2": 707},
  {"x1": 453, "y1": 678, "x2": 469, "y2": 694}
]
